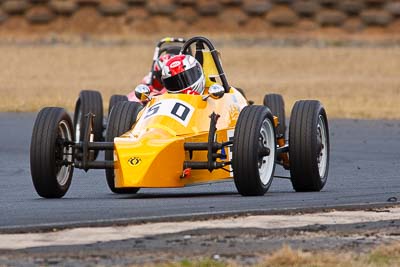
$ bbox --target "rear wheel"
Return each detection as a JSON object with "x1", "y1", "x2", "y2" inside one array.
[
  {"x1": 30, "y1": 107, "x2": 74, "y2": 198},
  {"x1": 108, "y1": 94, "x2": 128, "y2": 115},
  {"x1": 74, "y1": 90, "x2": 104, "y2": 143},
  {"x1": 263, "y1": 93, "x2": 285, "y2": 137},
  {"x1": 289, "y1": 100, "x2": 329, "y2": 192},
  {"x1": 105, "y1": 101, "x2": 143, "y2": 194},
  {"x1": 232, "y1": 105, "x2": 276, "y2": 196}
]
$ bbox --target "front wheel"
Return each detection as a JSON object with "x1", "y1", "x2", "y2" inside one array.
[
  {"x1": 105, "y1": 101, "x2": 143, "y2": 194},
  {"x1": 289, "y1": 100, "x2": 329, "y2": 192},
  {"x1": 232, "y1": 105, "x2": 277, "y2": 196},
  {"x1": 30, "y1": 107, "x2": 74, "y2": 198}
]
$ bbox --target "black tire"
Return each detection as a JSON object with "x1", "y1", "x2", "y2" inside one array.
[
  {"x1": 30, "y1": 107, "x2": 74, "y2": 198},
  {"x1": 289, "y1": 100, "x2": 330, "y2": 192},
  {"x1": 108, "y1": 94, "x2": 128, "y2": 115},
  {"x1": 73, "y1": 90, "x2": 104, "y2": 143},
  {"x1": 232, "y1": 105, "x2": 277, "y2": 196},
  {"x1": 105, "y1": 101, "x2": 143, "y2": 194},
  {"x1": 263, "y1": 93, "x2": 286, "y2": 138}
]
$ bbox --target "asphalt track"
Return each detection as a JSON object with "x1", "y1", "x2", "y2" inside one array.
[{"x1": 0, "y1": 113, "x2": 399, "y2": 232}]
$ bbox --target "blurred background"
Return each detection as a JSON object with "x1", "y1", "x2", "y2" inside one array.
[{"x1": 0, "y1": 0, "x2": 399, "y2": 119}]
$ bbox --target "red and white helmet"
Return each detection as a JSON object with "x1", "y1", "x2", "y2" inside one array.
[{"x1": 161, "y1": 54, "x2": 205, "y2": 95}]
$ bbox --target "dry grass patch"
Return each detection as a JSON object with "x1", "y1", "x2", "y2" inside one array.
[
  {"x1": 0, "y1": 44, "x2": 399, "y2": 119},
  {"x1": 261, "y1": 243, "x2": 400, "y2": 267},
  {"x1": 155, "y1": 242, "x2": 400, "y2": 267},
  {"x1": 262, "y1": 245, "x2": 361, "y2": 267}
]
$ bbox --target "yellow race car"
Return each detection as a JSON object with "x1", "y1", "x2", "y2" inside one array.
[{"x1": 30, "y1": 36, "x2": 330, "y2": 198}]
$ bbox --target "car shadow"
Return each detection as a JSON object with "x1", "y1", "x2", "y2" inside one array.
[{"x1": 116, "y1": 191, "x2": 238, "y2": 199}]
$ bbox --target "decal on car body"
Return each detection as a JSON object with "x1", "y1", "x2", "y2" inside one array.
[
  {"x1": 128, "y1": 157, "x2": 142, "y2": 167},
  {"x1": 143, "y1": 99, "x2": 195, "y2": 127}
]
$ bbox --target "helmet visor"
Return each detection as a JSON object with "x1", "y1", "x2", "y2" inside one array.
[{"x1": 163, "y1": 66, "x2": 203, "y2": 92}]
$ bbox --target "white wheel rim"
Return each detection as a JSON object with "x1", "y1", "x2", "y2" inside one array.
[
  {"x1": 317, "y1": 115, "x2": 328, "y2": 178},
  {"x1": 75, "y1": 109, "x2": 82, "y2": 142},
  {"x1": 56, "y1": 120, "x2": 73, "y2": 186},
  {"x1": 258, "y1": 118, "x2": 275, "y2": 185}
]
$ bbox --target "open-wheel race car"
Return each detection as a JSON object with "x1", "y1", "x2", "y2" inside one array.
[{"x1": 30, "y1": 36, "x2": 330, "y2": 198}]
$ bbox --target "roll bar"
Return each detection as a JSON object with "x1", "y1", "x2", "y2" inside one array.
[{"x1": 180, "y1": 36, "x2": 230, "y2": 93}]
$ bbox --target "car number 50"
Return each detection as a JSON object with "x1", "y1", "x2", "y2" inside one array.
[{"x1": 144, "y1": 100, "x2": 195, "y2": 127}]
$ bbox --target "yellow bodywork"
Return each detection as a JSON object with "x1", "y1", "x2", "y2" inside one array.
[{"x1": 113, "y1": 90, "x2": 248, "y2": 188}]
